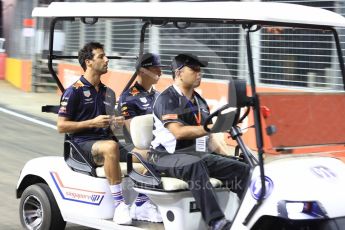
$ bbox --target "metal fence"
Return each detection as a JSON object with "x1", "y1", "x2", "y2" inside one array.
[{"x1": 261, "y1": 0, "x2": 345, "y2": 90}]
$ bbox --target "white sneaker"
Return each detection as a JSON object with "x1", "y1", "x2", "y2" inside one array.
[
  {"x1": 113, "y1": 202, "x2": 132, "y2": 225},
  {"x1": 130, "y1": 200, "x2": 163, "y2": 222}
]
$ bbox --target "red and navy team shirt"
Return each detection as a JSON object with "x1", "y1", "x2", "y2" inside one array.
[
  {"x1": 58, "y1": 76, "x2": 116, "y2": 144},
  {"x1": 118, "y1": 82, "x2": 159, "y2": 119},
  {"x1": 118, "y1": 82, "x2": 159, "y2": 142}
]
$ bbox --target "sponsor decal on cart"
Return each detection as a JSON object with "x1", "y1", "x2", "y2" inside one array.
[
  {"x1": 50, "y1": 172, "x2": 105, "y2": 205},
  {"x1": 250, "y1": 176, "x2": 274, "y2": 200},
  {"x1": 311, "y1": 166, "x2": 337, "y2": 179}
]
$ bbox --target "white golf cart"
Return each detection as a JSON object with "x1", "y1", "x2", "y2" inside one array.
[{"x1": 17, "y1": 2, "x2": 345, "y2": 230}]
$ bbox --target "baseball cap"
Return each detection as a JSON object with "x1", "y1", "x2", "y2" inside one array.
[
  {"x1": 171, "y1": 53, "x2": 208, "y2": 71},
  {"x1": 137, "y1": 53, "x2": 163, "y2": 68}
]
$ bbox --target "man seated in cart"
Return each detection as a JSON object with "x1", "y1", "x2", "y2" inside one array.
[
  {"x1": 118, "y1": 52, "x2": 164, "y2": 222},
  {"x1": 149, "y1": 53, "x2": 250, "y2": 230},
  {"x1": 57, "y1": 42, "x2": 158, "y2": 225},
  {"x1": 118, "y1": 53, "x2": 162, "y2": 161}
]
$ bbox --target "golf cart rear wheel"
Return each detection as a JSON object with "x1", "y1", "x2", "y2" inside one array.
[{"x1": 19, "y1": 183, "x2": 66, "y2": 230}]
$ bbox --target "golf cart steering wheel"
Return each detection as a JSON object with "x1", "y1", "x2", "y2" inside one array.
[{"x1": 203, "y1": 104, "x2": 236, "y2": 133}]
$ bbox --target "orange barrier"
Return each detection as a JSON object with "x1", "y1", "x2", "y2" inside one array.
[
  {"x1": 57, "y1": 63, "x2": 345, "y2": 158},
  {"x1": 21, "y1": 60, "x2": 32, "y2": 92},
  {"x1": 0, "y1": 53, "x2": 6, "y2": 80},
  {"x1": 259, "y1": 92, "x2": 345, "y2": 154}
]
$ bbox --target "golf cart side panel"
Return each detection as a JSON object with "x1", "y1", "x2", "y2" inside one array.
[
  {"x1": 263, "y1": 157, "x2": 345, "y2": 217},
  {"x1": 17, "y1": 156, "x2": 114, "y2": 220},
  {"x1": 232, "y1": 156, "x2": 345, "y2": 229}
]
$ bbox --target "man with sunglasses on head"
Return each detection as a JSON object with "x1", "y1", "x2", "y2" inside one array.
[
  {"x1": 119, "y1": 53, "x2": 162, "y2": 158},
  {"x1": 149, "y1": 53, "x2": 250, "y2": 230},
  {"x1": 118, "y1": 53, "x2": 163, "y2": 223}
]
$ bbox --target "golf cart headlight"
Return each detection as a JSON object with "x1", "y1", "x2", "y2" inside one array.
[{"x1": 278, "y1": 201, "x2": 328, "y2": 219}]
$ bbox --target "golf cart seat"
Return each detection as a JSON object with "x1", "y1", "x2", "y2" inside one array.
[{"x1": 64, "y1": 135, "x2": 145, "y2": 177}]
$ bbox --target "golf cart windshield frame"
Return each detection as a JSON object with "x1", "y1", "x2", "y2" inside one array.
[{"x1": 44, "y1": 9, "x2": 345, "y2": 225}]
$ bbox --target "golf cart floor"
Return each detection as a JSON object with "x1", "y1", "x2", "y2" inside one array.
[
  {"x1": 66, "y1": 220, "x2": 164, "y2": 230},
  {"x1": 133, "y1": 220, "x2": 164, "y2": 229}
]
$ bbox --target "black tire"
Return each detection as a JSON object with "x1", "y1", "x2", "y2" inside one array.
[{"x1": 19, "y1": 183, "x2": 66, "y2": 230}]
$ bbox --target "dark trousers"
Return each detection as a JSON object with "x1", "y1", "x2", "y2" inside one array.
[{"x1": 149, "y1": 149, "x2": 250, "y2": 225}]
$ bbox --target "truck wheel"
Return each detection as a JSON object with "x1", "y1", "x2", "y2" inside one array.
[{"x1": 19, "y1": 183, "x2": 66, "y2": 230}]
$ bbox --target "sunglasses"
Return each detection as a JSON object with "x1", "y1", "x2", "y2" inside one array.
[{"x1": 177, "y1": 64, "x2": 201, "y2": 72}]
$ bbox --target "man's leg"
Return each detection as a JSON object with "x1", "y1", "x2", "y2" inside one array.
[
  {"x1": 91, "y1": 140, "x2": 132, "y2": 225},
  {"x1": 203, "y1": 153, "x2": 250, "y2": 199},
  {"x1": 92, "y1": 140, "x2": 121, "y2": 183},
  {"x1": 118, "y1": 143, "x2": 162, "y2": 222},
  {"x1": 153, "y1": 152, "x2": 224, "y2": 225}
]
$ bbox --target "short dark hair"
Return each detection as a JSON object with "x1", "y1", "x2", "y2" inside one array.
[{"x1": 78, "y1": 42, "x2": 104, "y2": 71}]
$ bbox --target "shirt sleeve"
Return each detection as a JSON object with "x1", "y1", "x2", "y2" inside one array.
[
  {"x1": 58, "y1": 87, "x2": 79, "y2": 118},
  {"x1": 153, "y1": 93, "x2": 184, "y2": 126}
]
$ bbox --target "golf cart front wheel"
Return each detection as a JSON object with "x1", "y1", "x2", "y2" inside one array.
[{"x1": 19, "y1": 183, "x2": 66, "y2": 230}]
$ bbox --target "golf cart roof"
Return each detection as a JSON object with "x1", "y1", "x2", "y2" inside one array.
[{"x1": 32, "y1": 1, "x2": 345, "y2": 28}]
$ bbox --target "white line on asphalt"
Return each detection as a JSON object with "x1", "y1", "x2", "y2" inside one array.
[{"x1": 0, "y1": 107, "x2": 57, "y2": 130}]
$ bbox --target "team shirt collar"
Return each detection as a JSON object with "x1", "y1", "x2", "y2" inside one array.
[
  {"x1": 172, "y1": 84, "x2": 198, "y2": 98},
  {"x1": 80, "y1": 75, "x2": 105, "y2": 89},
  {"x1": 134, "y1": 81, "x2": 154, "y2": 94},
  {"x1": 172, "y1": 84, "x2": 183, "y2": 96}
]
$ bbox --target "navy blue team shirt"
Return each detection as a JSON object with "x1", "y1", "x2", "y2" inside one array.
[
  {"x1": 119, "y1": 81, "x2": 159, "y2": 119},
  {"x1": 58, "y1": 76, "x2": 116, "y2": 144},
  {"x1": 118, "y1": 81, "x2": 159, "y2": 142}
]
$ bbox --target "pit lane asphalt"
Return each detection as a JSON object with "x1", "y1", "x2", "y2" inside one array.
[
  {"x1": 0, "y1": 109, "x2": 101, "y2": 230},
  {"x1": 0, "y1": 80, "x2": 93, "y2": 229}
]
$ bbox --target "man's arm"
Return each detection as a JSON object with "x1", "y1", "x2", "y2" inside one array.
[
  {"x1": 57, "y1": 115, "x2": 111, "y2": 133},
  {"x1": 167, "y1": 122, "x2": 233, "y2": 155},
  {"x1": 118, "y1": 101, "x2": 135, "y2": 134},
  {"x1": 123, "y1": 119, "x2": 131, "y2": 134},
  {"x1": 209, "y1": 133, "x2": 234, "y2": 156},
  {"x1": 166, "y1": 122, "x2": 212, "y2": 140}
]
